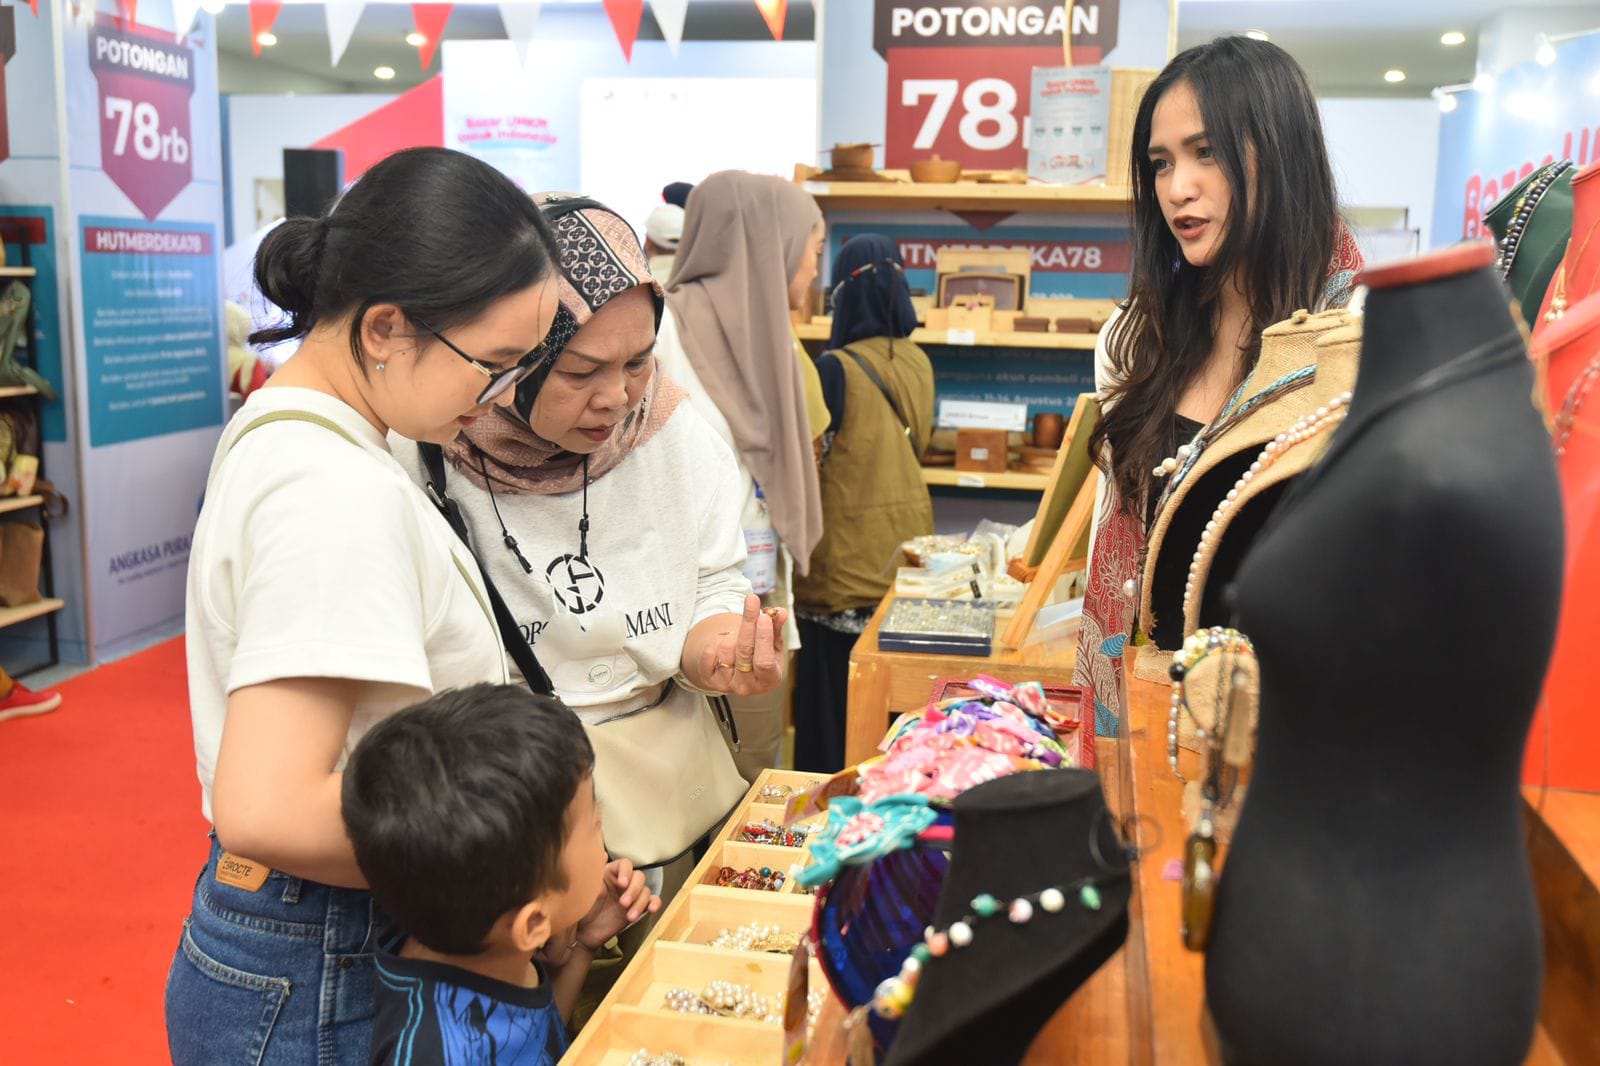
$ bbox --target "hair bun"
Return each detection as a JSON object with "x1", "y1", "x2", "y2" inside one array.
[{"x1": 250, "y1": 217, "x2": 326, "y2": 346}]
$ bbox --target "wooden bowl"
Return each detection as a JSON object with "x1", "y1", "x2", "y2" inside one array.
[
  {"x1": 909, "y1": 157, "x2": 963, "y2": 183},
  {"x1": 829, "y1": 143, "x2": 875, "y2": 171}
]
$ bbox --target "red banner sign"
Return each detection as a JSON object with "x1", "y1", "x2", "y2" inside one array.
[
  {"x1": 877, "y1": 2, "x2": 1121, "y2": 169},
  {"x1": 89, "y1": 18, "x2": 194, "y2": 221},
  {"x1": 886, "y1": 43, "x2": 1060, "y2": 170}
]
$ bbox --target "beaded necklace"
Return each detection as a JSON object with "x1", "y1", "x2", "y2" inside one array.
[
  {"x1": 869, "y1": 868, "x2": 1130, "y2": 1020},
  {"x1": 1495, "y1": 160, "x2": 1574, "y2": 281}
]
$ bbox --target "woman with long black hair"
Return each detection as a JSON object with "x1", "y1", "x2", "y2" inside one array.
[{"x1": 1075, "y1": 36, "x2": 1363, "y2": 726}]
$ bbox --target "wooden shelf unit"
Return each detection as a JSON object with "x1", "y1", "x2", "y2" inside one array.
[
  {"x1": 794, "y1": 321, "x2": 1098, "y2": 350},
  {"x1": 0, "y1": 218, "x2": 62, "y2": 674},
  {"x1": 0, "y1": 494, "x2": 44, "y2": 516},
  {"x1": 921, "y1": 467, "x2": 1050, "y2": 492},
  {"x1": 0, "y1": 598, "x2": 64, "y2": 632},
  {"x1": 803, "y1": 180, "x2": 1132, "y2": 215}
]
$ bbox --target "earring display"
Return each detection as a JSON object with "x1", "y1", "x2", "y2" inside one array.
[
  {"x1": 708, "y1": 923, "x2": 803, "y2": 954},
  {"x1": 737, "y1": 820, "x2": 813, "y2": 847},
  {"x1": 664, "y1": 981, "x2": 782, "y2": 1023},
  {"x1": 714, "y1": 865, "x2": 788, "y2": 891},
  {"x1": 878, "y1": 597, "x2": 996, "y2": 656}
]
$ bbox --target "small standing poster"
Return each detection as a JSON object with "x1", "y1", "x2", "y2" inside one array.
[{"x1": 1027, "y1": 66, "x2": 1112, "y2": 185}]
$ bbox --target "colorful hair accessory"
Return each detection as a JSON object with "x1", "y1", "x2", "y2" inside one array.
[
  {"x1": 1011, "y1": 681, "x2": 1049, "y2": 717},
  {"x1": 968, "y1": 674, "x2": 1014, "y2": 702},
  {"x1": 798, "y1": 794, "x2": 938, "y2": 887},
  {"x1": 782, "y1": 766, "x2": 861, "y2": 826}
]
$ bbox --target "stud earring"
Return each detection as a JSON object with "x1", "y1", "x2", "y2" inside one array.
[{"x1": 375, "y1": 362, "x2": 385, "y2": 371}]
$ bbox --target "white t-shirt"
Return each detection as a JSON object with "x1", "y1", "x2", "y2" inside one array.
[
  {"x1": 390, "y1": 401, "x2": 751, "y2": 724},
  {"x1": 187, "y1": 387, "x2": 508, "y2": 821},
  {"x1": 652, "y1": 309, "x2": 801, "y2": 651}
]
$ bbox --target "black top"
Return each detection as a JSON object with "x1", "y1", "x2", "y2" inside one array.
[
  {"x1": 1146, "y1": 413, "x2": 1205, "y2": 530},
  {"x1": 369, "y1": 933, "x2": 567, "y2": 1066},
  {"x1": 815, "y1": 350, "x2": 848, "y2": 430}
]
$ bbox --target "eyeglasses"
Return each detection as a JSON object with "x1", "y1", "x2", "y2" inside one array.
[{"x1": 416, "y1": 321, "x2": 549, "y2": 405}]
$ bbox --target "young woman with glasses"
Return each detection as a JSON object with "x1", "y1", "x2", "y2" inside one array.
[{"x1": 165, "y1": 147, "x2": 562, "y2": 1066}]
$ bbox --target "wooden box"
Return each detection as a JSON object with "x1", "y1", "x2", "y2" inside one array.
[
  {"x1": 945, "y1": 297, "x2": 996, "y2": 332},
  {"x1": 955, "y1": 428, "x2": 1010, "y2": 472},
  {"x1": 936, "y1": 247, "x2": 1033, "y2": 308},
  {"x1": 563, "y1": 768, "x2": 835, "y2": 1065}
]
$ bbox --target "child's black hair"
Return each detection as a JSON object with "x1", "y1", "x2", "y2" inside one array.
[{"x1": 342, "y1": 684, "x2": 595, "y2": 954}]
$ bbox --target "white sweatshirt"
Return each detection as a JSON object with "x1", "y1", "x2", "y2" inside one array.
[{"x1": 390, "y1": 401, "x2": 752, "y2": 724}]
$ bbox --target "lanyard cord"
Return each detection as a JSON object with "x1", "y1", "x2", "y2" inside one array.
[
  {"x1": 579, "y1": 454, "x2": 591, "y2": 561},
  {"x1": 478, "y1": 450, "x2": 591, "y2": 572},
  {"x1": 479, "y1": 450, "x2": 533, "y2": 574}
]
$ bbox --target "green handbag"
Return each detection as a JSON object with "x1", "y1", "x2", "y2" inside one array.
[{"x1": 1487, "y1": 160, "x2": 1575, "y2": 331}]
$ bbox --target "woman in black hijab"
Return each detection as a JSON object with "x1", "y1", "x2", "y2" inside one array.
[{"x1": 792, "y1": 234, "x2": 936, "y2": 771}]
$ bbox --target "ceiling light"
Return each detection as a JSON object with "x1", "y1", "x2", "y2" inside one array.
[
  {"x1": 1441, "y1": 31, "x2": 1466, "y2": 47},
  {"x1": 1535, "y1": 35, "x2": 1558, "y2": 67},
  {"x1": 1384, "y1": 69, "x2": 1406, "y2": 83},
  {"x1": 198, "y1": 0, "x2": 226, "y2": 13},
  {"x1": 1244, "y1": 30, "x2": 1268, "y2": 42},
  {"x1": 374, "y1": 66, "x2": 396, "y2": 81},
  {"x1": 406, "y1": 31, "x2": 428, "y2": 47},
  {"x1": 255, "y1": 31, "x2": 277, "y2": 47},
  {"x1": 1438, "y1": 92, "x2": 1458, "y2": 113},
  {"x1": 1474, "y1": 70, "x2": 1495, "y2": 93}
]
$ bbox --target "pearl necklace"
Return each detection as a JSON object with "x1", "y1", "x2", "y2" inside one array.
[{"x1": 1180, "y1": 392, "x2": 1354, "y2": 624}]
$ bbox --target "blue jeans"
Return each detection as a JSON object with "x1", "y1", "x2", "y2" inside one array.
[{"x1": 164, "y1": 836, "x2": 381, "y2": 1066}]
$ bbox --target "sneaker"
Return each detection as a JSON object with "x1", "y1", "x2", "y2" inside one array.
[{"x1": 0, "y1": 681, "x2": 62, "y2": 722}]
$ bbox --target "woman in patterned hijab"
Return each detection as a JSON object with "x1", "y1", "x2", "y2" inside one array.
[{"x1": 393, "y1": 193, "x2": 785, "y2": 881}]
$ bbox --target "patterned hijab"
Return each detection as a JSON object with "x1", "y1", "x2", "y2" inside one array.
[
  {"x1": 446, "y1": 194, "x2": 685, "y2": 495},
  {"x1": 666, "y1": 172, "x2": 825, "y2": 573}
]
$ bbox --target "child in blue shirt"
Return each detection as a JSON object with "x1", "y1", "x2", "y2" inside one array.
[{"x1": 343, "y1": 684, "x2": 660, "y2": 1065}]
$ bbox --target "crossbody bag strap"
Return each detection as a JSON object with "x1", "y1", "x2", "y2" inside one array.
[
  {"x1": 225, "y1": 411, "x2": 505, "y2": 669},
  {"x1": 417, "y1": 443, "x2": 555, "y2": 696},
  {"x1": 230, "y1": 409, "x2": 362, "y2": 450}
]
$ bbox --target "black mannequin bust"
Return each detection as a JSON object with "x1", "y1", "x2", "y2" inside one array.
[
  {"x1": 884, "y1": 768, "x2": 1131, "y2": 1066},
  {"x1": 1205, "y1": 243, "x2": 1563, "y2": 1065}
]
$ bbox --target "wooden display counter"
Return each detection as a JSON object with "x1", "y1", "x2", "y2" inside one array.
[
  {"x1": 843, "y1": 592, "x2": 1080, "y2": 767},
  {"x1": 569, "y1": 642, "x2": 1572, "y2": 1064}
]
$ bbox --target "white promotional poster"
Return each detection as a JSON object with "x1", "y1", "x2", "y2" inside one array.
[
  {"x1": 63, "y1": 0, "x2": 227, "y2": 660},
  {"x1": 443, "y1": 37, "x2": 815, "y2": 232},
  {"x1": 1028, "y1": 65, "x2": 1111, "y2": 184}
]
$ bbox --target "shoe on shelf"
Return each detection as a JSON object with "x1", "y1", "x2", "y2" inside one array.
[{"x1": 0, "y1": 680, "x2": 61, "y2": 722}]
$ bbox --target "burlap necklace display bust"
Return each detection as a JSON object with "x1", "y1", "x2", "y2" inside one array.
[{"x1": 1134, "y1": 308, "x2": 1362, "y2": 684}]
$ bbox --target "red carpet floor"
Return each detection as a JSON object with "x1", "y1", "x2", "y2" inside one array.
[{"x1": 0, "y1": 637, "x2": 205, "y2": 1064}]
